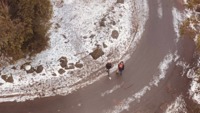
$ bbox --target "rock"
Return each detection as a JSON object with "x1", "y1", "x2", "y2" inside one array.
[
  {"x1": 59, "y1": 56, "x2": 68, "y2": 68},
  {"x1": 89, "y1": 48, "x2": 104, "y2": 60},
  {"x1": 25, "y1": 65, "x2": 31, "y2": 71},
  {"x1": 36, "y1": 65, "x2": 43, "y2": 73},
  {"x1": 103, "y1": 42, "x2": 108, "y2": 48},
  {"x1": 20, "y1": 62, "x2": 31, "y2": 70},
  {"x1": 116, "y1": 0, "x2": 124, "y2": 4},
  {"x1": 196, "y1": 5, "x2": 200, "y2": 12},
  {"x1": 75, "y1": 62, "x2": 83, "y2": 68},
  {"x1": 83, "y1": 36, "x2": 87, "y2": 39},
  {"x1": 21, "y1": 64, "x2": 35, "y2": 73},
  {"x1": 111, "y1": 30, "x2": 119, "y2": 39},
  {"x1": 26, "y1": 67, "x2": 35, "y2": 73},
  {"x1": 11, "y1": 66, "x2": 17, "y2": 70},
  {"x1": 112, "y1": 21, "x2": 116, "y2": 25},
  {"x1": 100, "y1": 18, "x2": 106, "y2": 27},
  {"x1": 89, "y1": 34, "x2": 95, "y2": 39},
  {"x1": 65, "y1": 63, "x2": 75, "y2": 70},
  {"x1": 52, "y1": 73, "x2": 57, "y2": 76},
  {"x1": 58, "y1": 69, "x2": 65, "y2": 75},
  {"x1": 1, "y1": 75, "x2": 14, "y2": 83}
]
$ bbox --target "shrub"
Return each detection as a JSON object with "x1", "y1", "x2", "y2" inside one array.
[
  {"x1": 179, "y1": 18, "x2": 197, "y2": 38},
  {"x1": 0, "y1": 0, "x2": 52, "y2": 63},
  {"x1": 186, "y1": 0, "x2": 200, "y2": 9}
]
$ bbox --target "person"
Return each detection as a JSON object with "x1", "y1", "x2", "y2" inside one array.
[
  {"x1": 106, "y1": 62, "x2": 112, "y2": 80},
  {"x1": 118, "y1": 61, "x2": 124, "y2": 75}
]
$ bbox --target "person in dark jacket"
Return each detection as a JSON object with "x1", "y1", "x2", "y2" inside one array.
[
  {"x1": 106, "y1": 62, "x2": 112, "y2": 79},
  {"x1": 118, "y1": 61, "x2": 124, "y2": 75}
]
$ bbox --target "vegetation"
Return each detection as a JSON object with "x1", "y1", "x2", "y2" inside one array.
[
  {"x1": 180, "y1": 0, "x2": 200, "y2": 51},
  {"x1": 0, "y1": 0, "x2": 52, "y2": 63},
  {"x1": 186, "y1": 0, "x2": 200, "y2": 9}
]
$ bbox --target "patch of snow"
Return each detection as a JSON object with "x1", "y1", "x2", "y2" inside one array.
[
  {"x1": 172, "y1": 7, "x2": 186, "y2": 42},
  {"x1": 101, "y1": 82, "x2": 124, "y2": 97},
  {"x1": 165, "y1": 95, "x2": 187, "y2": 113},
  {"x1": 25, "y1": 65, "x2": 31, "y2": 71},
  {"x1": 104, "y1": 86, "x2": 151, "y2": 113},
  {"x1": 157, "y1": 0, "x2": 163, "y2": 19},
  {"x1": 150, "y1": 53, "x2": 174, "y2": 86}
]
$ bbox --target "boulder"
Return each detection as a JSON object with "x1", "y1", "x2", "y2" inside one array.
[
  {"x1": 59, "y1": 56, "x2": 68, "y2": 68},
  {"x1": 117, "y1": 0, "x2": 124, "y2": 4},
  {"x1": 65, "y1": 63, "x2": 75, "y2": 70},
  {"x1": 89, "y1": 48, "x2": 104, "y2": 60},
  {"x1": 111, "y1": 30, "x2": 119, "y2": 39},
  {"x1": 58, "y1": 69, "x2": 65, "y2": 75},
  {"x1": 75, "y1": 62, "x2": 83, "y2": 68},
  {"x1": 1, "y1": 75, "x2": 14, "y2": 83},
  {"x1": 35, "y1": 65, "x2": 44, "y2": 73}
]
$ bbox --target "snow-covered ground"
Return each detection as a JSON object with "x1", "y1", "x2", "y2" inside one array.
[{"x1": 0, "y1": 0, "x2": 147, "y2": 102}]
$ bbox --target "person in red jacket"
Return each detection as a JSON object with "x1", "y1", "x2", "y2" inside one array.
[{"x1": 118, "y1": 61, "x2": 124, "y2": 75}]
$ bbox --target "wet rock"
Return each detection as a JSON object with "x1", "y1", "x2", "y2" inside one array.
[
  {"x1": 35, "y1": 65, "x2": 43, "y2": 73},
  {"x1": 117, "y1": 0, "x2": 124, "y2": 4},
  {"x1": 1, "y1": 75, "x2": 14, "y2": 83},
  {"x1": 111, "y1": 30, "x2": 119, "y2": 39},
  {"x1": 58, "y1": 69, "x2": 65, "y2": 75},
  {"x1": 75, "y1": 62, "x2": 83, "y2": 68},
  {"x1": 89, "y1": 48, "x2": 104, "y2": 60},
  {"x1": 59, "y1": 56, "x2": 68, "y2": 68}
]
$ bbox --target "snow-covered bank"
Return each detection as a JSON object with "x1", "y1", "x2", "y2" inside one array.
[
  {"x1": 172, "y1": 0, "x2": 200, "y2": 106},
  {"x1": 0, "y1": 0, "x2": 146, "y2": 102},
  {"x1": 164, "y1": 95, "x2": 187, "y2": 113}
]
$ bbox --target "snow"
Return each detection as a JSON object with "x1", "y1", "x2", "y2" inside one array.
[
  {"x1": 101, "y1": 82, "x2": 124, "y2": 97},
  {"x1": 164, "y1": 95, "x2": 187, "y2": 113},
  {"x1": 150, "y1": 52, "x2": 175, "y2": 86},
  {"x1": 0, "y1": 0, "x2": 145, "y2": 102},
  {"x1": 157, "y1": 0, "x2": 163, "y2": 19},
  {"x1": 172, "y1": 7, "x2": 186, "y2": 42}
]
